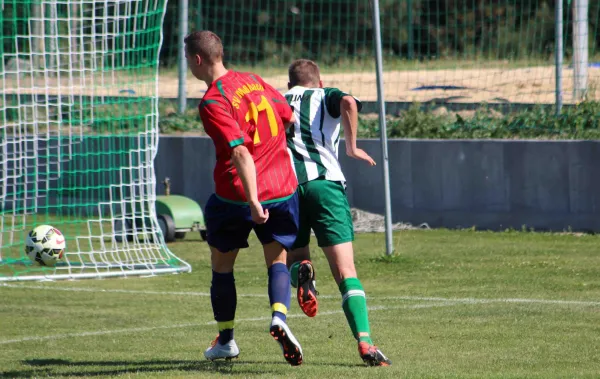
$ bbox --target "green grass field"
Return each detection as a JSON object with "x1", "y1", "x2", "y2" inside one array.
[{"x1": 1, "y1": 229, "x2": 600, "y2": 378}]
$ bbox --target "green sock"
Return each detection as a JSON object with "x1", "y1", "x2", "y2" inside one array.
[
  {"x1": 289, "y1": 261, "x2": 301, "y2": 288},
  {"x1": 339, "y1": 277, "x2": 373, "y2": 344}
]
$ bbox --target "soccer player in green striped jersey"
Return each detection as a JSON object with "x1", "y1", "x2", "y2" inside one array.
[{"x1": 285, "y1": 59, "x2": 391, "y2": 366}]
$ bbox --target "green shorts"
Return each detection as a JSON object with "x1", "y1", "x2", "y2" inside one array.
[{"x1": 293, "y1": 179, "x2": 354, "y2": 249}]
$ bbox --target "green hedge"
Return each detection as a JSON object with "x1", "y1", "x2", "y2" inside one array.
[
  {"x1": 157, "y1": 101, "x2": 600, "y2": 139},
  {"x1": 6, "y1": 98, "x2": 597, "y2": 139},
  {"x1": 357, "y1": 102, "x2": 600, "y2": 139}
]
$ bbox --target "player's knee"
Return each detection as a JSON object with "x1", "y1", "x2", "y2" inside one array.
[
  {"x1": 268, "y1": 254, "x2": 287, "y2": 267},
  {"x1": 210, "y1": 247, "x2": 238, "y2": 273},
  {"x1": 212, "y1": 263, "x2": 235, "y2": 273},
  {"x1": 263, "y1": 241, "x2": 287, "y2": 267}
]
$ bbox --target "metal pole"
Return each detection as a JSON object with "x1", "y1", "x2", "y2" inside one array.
[
  {"x1": 555, "y1": 0, "x2": 563, "y2": 115},
  {"x1": 407, "y1": 0, "x2": 413, "y2": 60},
  {"x1": 573, "y1": 0, "x2": 589, "y2": 102},
  {"x1": 32, "y1": 2, "x2": 42, "y2": 72},
  {"x1": 70, "y1": 2, "x2": 79, "y2": 69},
  {"x1": 370, "y1": 0, "x2": 394, "y2": 256},
  {"x1": 177, "y1": 0, "x2": 188, "y2": 114},
  {"x1": 47, "y1": 1, "x2": 57, "y2": 78}
]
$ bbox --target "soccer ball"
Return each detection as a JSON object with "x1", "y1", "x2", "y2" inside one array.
[{"x1": 25, "y1": 225, "x2": 66, "y2": 267}]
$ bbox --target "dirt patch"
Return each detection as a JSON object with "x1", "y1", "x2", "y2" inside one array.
[
  {"x1": 163, "y1": 66, "x2": 600, "y2": 105},
  {"x1": 4, "y1": 66, "x2": 600, "y2": 105},
  {"x1": 351, "y1": 208, "x2": 430, "y2": 233},
  {"x1": 359, "y1": 113, "x2": 380, "y2": 120}
]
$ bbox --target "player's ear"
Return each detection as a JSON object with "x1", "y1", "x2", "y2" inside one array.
[
  {"x1": 195, "y1": 54, "x2": 202, "y2": 66},
  {"x1": 319, "y1": 80, "x2": 323, "y2": 88}
]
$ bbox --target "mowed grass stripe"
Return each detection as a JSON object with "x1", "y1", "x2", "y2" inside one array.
[
  {"x1": 0, "y1": 302, "x2": 458, "y2": 345},
  {"x1": 3, "y1": 283, "x2": 599, "y2": 307},
  {"x1": 2, "y1": 230, "x2": 600, "y2": 378}
]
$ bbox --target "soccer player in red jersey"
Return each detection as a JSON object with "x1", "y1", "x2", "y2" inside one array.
[{"x1": 184, "y1": 31, "x2": 303, "y2": 366}]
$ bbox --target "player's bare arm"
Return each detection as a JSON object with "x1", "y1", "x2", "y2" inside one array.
[
  {"x1": 230, "y1": 145, "x2": 269, "y2": 224},
  {"x1": 341, "y1": 96, "x2": 376, "y2": 166}
]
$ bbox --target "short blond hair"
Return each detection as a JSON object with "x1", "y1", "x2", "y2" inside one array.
[
  {"x1": 184, "y1": 30, "x2": 224, "y2": 64},
  {"x1": 288, "y1": 59, "x2": 321, "y2": 87}
]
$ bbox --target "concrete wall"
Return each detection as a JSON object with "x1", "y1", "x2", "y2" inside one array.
[
  {"x1": 1, "y1": 136, "x2": 148, "y2": 216},
  {"x1": 4, "y1": 136, "x2": 596, "y2": 231},
  {"x1": 155, "y1": 137, "x2": 600, "y2": 232}
]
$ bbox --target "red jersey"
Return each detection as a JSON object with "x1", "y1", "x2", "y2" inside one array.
[{"x1": 199, "y1": 71, "x2": 298, "y2": 204}]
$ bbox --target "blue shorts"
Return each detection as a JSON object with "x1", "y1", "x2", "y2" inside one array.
[{"x1": 204, "y1": 192, "x2": 299, "y2": 253}]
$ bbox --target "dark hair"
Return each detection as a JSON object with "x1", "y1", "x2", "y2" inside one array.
[
  {"x1": 288, "y1": 59, "x2": 321, "y2": 87},
  {"x1": 184, "y1": 30, "x2": 223, "y2": 64}
]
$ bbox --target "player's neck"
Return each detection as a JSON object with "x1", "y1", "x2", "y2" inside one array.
[{"x1": 204, "y1": 63, "x2": 229, "y2": 86}]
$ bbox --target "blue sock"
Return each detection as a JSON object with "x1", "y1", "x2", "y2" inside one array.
[
  {"x1": 210, "y1": 271, "x2": 236, "y2": 344},
  {"x1": 268, "y1": 262, "x2": 291, "y2": 322}
]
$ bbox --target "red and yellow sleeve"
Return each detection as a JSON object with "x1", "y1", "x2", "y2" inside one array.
[{"x1": 199, "y1": 100, "x2": 249, "y2": 152}]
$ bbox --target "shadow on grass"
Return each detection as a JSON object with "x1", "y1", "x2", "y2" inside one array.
[
  {"x1": 0, "y1": 357, "x2": 364, "y2": 377},
  {"x1": 2, "y1": 359, "x2": 265, "y2": 377}
]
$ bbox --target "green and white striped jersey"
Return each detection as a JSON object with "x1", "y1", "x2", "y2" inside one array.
[{"x1": 285, "y1": 86, "x2": 362, "y2": 185}]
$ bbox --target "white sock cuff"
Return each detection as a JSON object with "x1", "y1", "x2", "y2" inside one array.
[{"x1": 342, "y1": 289, "x2": 366, "y2": 305}]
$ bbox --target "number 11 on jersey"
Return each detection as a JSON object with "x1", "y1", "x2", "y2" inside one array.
[{"x1": 245, "y1": 95, "x2": 278, "y2": 145}]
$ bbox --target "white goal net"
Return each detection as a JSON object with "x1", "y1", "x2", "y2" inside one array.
[{"x1": 0, "y1": 0, "x2": 191, "y2": 281}]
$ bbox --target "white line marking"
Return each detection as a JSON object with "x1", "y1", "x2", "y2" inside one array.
[
  {"x1": 0, "y1": 302, "x2": 456, "y2": 346},
  {"x1": 386, "y1": 296, "x2": 600, "y2": 307},
  {"x1": 0, "y1": 283, "x2": 261, "y2": 298},
  {"x1": 2, "y1": 283, "x2": 599, "y2": 307}
]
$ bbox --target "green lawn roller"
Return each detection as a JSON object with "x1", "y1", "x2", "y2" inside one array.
[
  {"x1": 113, "y1": 178, "x2": 207, "y2": 243},
  {"x1": 155, "y1": 178, "x2": 207, "y2": 243}
]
